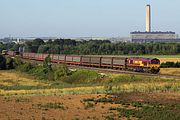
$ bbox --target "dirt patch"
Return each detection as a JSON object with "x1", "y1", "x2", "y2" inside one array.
[
  {"x1": 111, "y1": 92, "x2": 180, "y2": 104},
  {"x1": 0, "y1": 93, "x2": 179, "y2": 120},
  {"x1": 0, "y1": 94, "x2": 118, "y2": 120}
]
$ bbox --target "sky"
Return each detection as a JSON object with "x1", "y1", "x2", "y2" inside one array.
[{"x1": 0, "y1": 0, "x2": 180, "y2": 38}]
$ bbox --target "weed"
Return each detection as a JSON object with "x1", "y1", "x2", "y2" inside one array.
[
  {"x1": 105, "y1": 115, "x2": 115, "y2": 120},
  {"x1": 84, "y1": 101, "x2": 95, "y2": 109},
  {"x1": 83, "y1": 98, "x2": 95, "y2": 102},
  {"x1": 33, "y1": 102, "x2": 65, "y2": 110},
  {"x1": 15, "y1": 98, "x2": 30, "y2": 103},
  {"x1": 110, "y1": 103, "x2": 180, "y2": 120},
  {"x1": 3, "y1": 97, "x2": 12, "y2": 102},
  {"x1": 131, "y1": 102, "x2": 143, "y2": 108},
  {"x1": 72, "y1": 117, "x2": 80, "y2": 120}
]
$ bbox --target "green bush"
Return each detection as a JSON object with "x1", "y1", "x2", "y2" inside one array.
[
  {"x1": 13, "y1": 57, "x2": 23, "y2": 68},
  {"x1": 65, "y1": 70, "x2": 100, "y2": 84},
  {"x1": 53, "y1": 64, "x2": 71, "y2": 81},
  {"x1": 161, "y1": 62, "x2": 180, "y2": 68},
  {"x1": 6, "y1": 57, "x2": 15, "y2": 69},
  {"x1": 0, "y1": 55, "x2": 6, "y2": 69},
  {"x1": 105, "y1": 75, "x2": 148, "y2": 85},
  {"x1": 17, "y1": 62, "x2": 34, "y2": 72},
  {"x1": 29, "y1": 65, "x2": 48, "y2": 80}
]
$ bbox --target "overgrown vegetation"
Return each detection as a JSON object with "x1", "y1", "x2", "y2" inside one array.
[
  {"x1": 83, "y1": 96, "x2": 180, "y2": 120},
  {"x1": 161, "y1": 61, "x2": 180, "y2": 68},
  {"x1": 110, "y1": 103, "x2": 180, "y2": 120},
  {"x1": 4, "y1": 55, "x2": 101, "y2": 84},
  {"x1": 64, "y1": 70, "x2": 101, "y2": 84},
  {"x1": 0, "y1": 55, "x2": 21, "y2": 70},
  {"x1": 0, "y1": 68, "x2": 180, "y2": 96},
  {"x1": 84, "y1": 101, "x2": 95, "y2": 109}
]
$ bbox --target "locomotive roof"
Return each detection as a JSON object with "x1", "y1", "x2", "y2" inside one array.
[{"x1": 128, "y1": 57, "x2": 159, "y2": 61}]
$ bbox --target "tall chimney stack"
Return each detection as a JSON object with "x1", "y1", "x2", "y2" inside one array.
[{"x1": 146, "y1": 4, "x2": 151, "y2": 32}]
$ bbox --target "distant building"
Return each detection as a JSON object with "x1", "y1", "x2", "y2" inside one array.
[{"x1": 131, "y1": 31, "x2": 179, "y2": 43}]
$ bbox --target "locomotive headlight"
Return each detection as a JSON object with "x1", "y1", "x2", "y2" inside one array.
[
  {"x1": 150, "y1": 64, "x2": 160, "y2": 69},
  {"x1": 153, "y1": 64, "x2": 160, "y2": 69}
]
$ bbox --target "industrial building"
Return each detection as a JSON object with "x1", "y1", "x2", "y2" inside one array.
[
  {"x1": 131, "y1": 4, "x2": 180, "y2": 43},
  {"x1": 131, "y1": 31, "x2": 179, "y2": 43}
]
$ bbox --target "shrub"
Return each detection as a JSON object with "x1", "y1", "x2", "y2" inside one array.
[
  {"x1": 6, "y1": 57, "x2": 15, "y2": 69},
  {"x1": 65, "y1": 70, "x2": 100, "y2": 84},
  {"x1": 43, "y1": 55, "x2": 52, "y2": 70},
  {"x1": 13, "y1": 57, "x2": 23, "y2": 68},
  {"x1": 0, "y1": 55, "x2": 6, "y2": 69},
  {"x1": 17, "y1": 62, "x2": 34, "y2": 72},
  {"x1": 161, "y1": 62, "x2": 180, "y2": 68},
  {"x1": 53, "y1": 64, "x2": 71, "y2": 81},
  {"x1": 84, "y1": 101, "x2": 94, "y2": 109},
  {"x1": 29, "y1": 65, "x2": 48, "y2": 80}
]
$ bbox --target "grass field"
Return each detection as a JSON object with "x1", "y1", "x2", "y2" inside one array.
[
  {"x1": 0, "y1": 70, "x2": 179, "y2": 96},
  {"x1": 0, "y1": 70, "x2": 180, "y2": 119}
]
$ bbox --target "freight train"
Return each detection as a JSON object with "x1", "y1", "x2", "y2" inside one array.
[{"x1": 7, "y1": 51, "x2": 160, "y2": 74}]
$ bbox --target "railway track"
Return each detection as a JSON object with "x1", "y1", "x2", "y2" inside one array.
[
  {"x1": 68, "y1": 65, "x2": 180, "y2": 79},
  {"x1": 15, "y1": 56, "x2": 180, "y2": 79}
]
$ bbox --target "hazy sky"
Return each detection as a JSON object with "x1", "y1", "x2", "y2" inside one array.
[{"x1": 0, "y1": 0, "x2": 180, "y2": 38}]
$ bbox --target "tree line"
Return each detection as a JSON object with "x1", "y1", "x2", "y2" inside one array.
[{"x1": 1, "y1": 39, "x2": 180, "y2": 55}]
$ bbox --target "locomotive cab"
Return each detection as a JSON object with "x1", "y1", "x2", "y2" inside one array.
[
  {"x1": 149, "y1": 58, "x2": 160, "y2": 74},
  {"x1": 127, "y1": 57, "x2": 160, "y2": 74}
]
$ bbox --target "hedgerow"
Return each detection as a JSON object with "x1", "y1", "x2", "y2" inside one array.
[{"x1": 161, "y1": 62, "x2": 180, "y2": 68}]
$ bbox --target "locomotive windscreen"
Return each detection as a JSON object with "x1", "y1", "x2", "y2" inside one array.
[{"x1": 151, "y1": 59, "x2": 160, "y2": 64}]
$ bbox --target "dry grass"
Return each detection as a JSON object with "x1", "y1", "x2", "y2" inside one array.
[
  {"x1": 0, "y1": 86, "x2": 104, "y2": 96},
  {"x1": 0, "y1": 70, "x2": 48, "y2": 87},
  {"x1": 160, "y1": 58, "x2": 180, "y2": 63},
  {"x1": 160, "y1": 68, "x2": 180, "y2": 76}
]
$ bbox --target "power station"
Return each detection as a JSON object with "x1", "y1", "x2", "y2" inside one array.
[{"x1": 131, "y1": 4, "x2": 179, "y2": 43}]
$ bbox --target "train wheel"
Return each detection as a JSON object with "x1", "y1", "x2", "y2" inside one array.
[{"x1": 150, "y1": 69, "x2": 160, "y2": 74}]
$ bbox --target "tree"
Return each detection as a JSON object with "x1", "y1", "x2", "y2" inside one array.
[
  {"x1": 38, "y1": 45, "x2": 49, "y2": 53},
  {"x1": 11, "y1": 44, "x2": 21, "y2": 51},
  {"x1": 46, "y1": 39, "x2": 53, "y2": 44},
  {"x1": 43, "y1": 55, "x2": 52, "y2": 71},
  {"x1": 32, "y1": 38, "x2": 44, "y2": 46}
]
